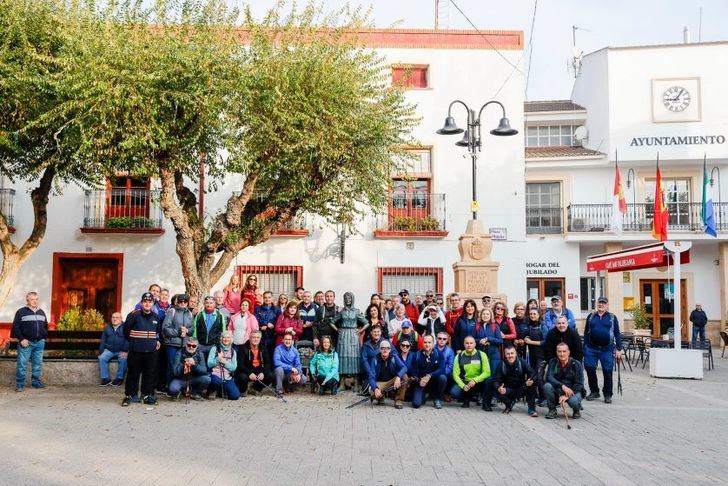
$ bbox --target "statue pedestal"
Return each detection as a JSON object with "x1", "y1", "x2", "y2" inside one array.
[{"x1": 452, "y1": 220, "x2": 505, "y2": 307}]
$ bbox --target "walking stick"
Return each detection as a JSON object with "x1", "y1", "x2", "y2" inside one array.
[
  {"x1": 560, "y1": 400, "x2": 572, "y2": 430},
  {"x1": 345, "y1": 386, "x2": 396, "y2": 409},
  {"x1": 184, "y1": 369, "x2": 191, "y2": 405},
  {"x1": 219, "y1": 363, "x2": 226, "y2": 401},
  {"x1": 616, "y1": 356, "x2": 623, "y2": 396},
  {"x1": 257, "y1": 379, "x2": 288, "y2": 404}
]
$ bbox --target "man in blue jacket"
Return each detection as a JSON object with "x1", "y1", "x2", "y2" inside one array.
[
  {"x1": 255, "y1": 291, "x2": 280, "y2": 357},
  {"x1": 98, "y1": 312, "x2": 129, "y2": 386},
  {"x1": 583, "y1": 297, "x2": 622, "y2": 404},
  {"x1": 273, "y1": 332, "x2": 308, "y2": 394},
  {"x1": 543, "y1": 296, "x2": 576, "y2": 331},
  {"x1": 12, "y1": 291, "x2": 49, "y2": 392},
  {"x1": 411, "y1": 335, "x2": 446, "y2": 409},
  {"x1": 122, "y1": 292, "x2": 163, "y2": 407},
  {"x1": 168, "y1": 337, "x2": 210, "y2": 400},
  {"x1": 368, "y1": 340, "x2": 408, "y2": 409},
  {"x1": 435, "y1": 331, "x2": 455, "y2": 402}
]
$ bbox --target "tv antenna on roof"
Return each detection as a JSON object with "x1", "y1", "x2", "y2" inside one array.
[
  {"x1": 435, "y1": 0, "x2": 450, "y2": 30},
  {"x1": 568, "y1": 25, "x2": 591, "y2": 78}
]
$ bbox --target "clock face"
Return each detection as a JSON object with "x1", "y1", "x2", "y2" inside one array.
[{"x1": 662, "y1": 86, "x2": 691, "y2": 112}]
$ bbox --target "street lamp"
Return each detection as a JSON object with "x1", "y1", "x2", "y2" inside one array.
[{"x1": 436, "y1": 100, "x2": 518, "y2": 220}]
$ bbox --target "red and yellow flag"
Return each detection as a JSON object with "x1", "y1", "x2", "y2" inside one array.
[
  {"x1": 652, "y1": 163, "x2": 668, "y2": 241},
  {"x1": 611, "y1": 160, "x2": 627, "y2": 233}
]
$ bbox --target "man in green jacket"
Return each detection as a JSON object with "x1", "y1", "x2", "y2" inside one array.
[{"x1": 451, "y1": 336, "x2": 492, "y2": 409}]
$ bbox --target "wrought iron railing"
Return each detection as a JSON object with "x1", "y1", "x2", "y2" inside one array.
[
  {"x1": 567, "y1": 202, "x2": 728, "y2": 232},
  {"x1": 373, "y1": 193, "x2": 447, "y2": 232},
  {"x1": 83, "y1": 188, "x2": 163, "y2": 229},
  {"x1": 0, "y1": 188, "x2": 15, "y2": 227},
  {"x1": 526, "y1": 206, "x2": 562, "y2": 234}
]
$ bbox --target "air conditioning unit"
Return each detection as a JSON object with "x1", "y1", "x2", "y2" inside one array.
[{"x1": 571, "y1": 218, "x2": 590, "y2": 232}]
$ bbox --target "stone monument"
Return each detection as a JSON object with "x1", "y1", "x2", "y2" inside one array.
[{"x1": 452, "y1": 220, "x2": 505, "y2": 307}]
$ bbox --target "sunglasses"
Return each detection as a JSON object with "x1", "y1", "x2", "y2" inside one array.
[
  {"x1": 142, "y1": 299, "x2": 153, "y2": 302},
  {"x1": 400, "y1": 344, "x2": 411, "y2": 348},
  {"x1": 178, "y1": 299, "x2": 189, "y2": 303},
  {"x1": 380, "y1": 347, "x2": 391, "y2": 350},
  {"x1": 437, "y1": 337, "x2": 448, "y2": 340},
  {"x1": 186, "y1": 344, "x2": 197, "y2": 348}
]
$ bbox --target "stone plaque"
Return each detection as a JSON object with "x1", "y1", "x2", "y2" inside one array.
[
  {"x1": 470, "y1": 238, "x2": 485, "y2": 260},
  {"x1": 465, "y1": 271, "x2": 488, "y2": 293}
]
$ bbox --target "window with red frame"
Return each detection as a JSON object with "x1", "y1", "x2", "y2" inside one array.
[
  {"x1": 377, "y1": 267, "x2": 443, "y2": 297},
  {"x1": 106, "y1": 176, "x2": 150, "y2": 219},
  {"x1": 391, "y1": 65, "x2": 428, "y2": 89}
]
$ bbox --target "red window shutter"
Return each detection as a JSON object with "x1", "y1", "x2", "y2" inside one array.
[{"x1": 391, "y1": 66, "x2": 428, "y2": 88}]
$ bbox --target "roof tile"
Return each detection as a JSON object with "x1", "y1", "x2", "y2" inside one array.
[
  {"x1": 525, "y1": 146, "x2": 605, "y2": 159},
  {"x1": 524, "y1": 100, "x2": 586, "y2": 112}
]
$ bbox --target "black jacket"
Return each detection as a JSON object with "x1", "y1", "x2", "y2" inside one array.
[
  {"x1": 546, "y1": 357, "x2": 584, "y2": 393},
  {"x1": 236, "y1": 342, "x2": 272, "y2": 378},
  {"x1": 313, "y1": 304, "x2": 339, "y2": 344},
  {"x1": 544, "y1": 326, "x2": 583, "y2": 362},
  {"x1": 99, "y1": 323, "x2": 129, "y2": 353},
  {"x1": 689, "y1": 310, "x2": 708, "y2": 327},
  {"x1": 193, "y1": 310, "x2": 226, "y2": 347},
  {"x1": 493, "y1": 357, "x2": 535, "y2": 389},
  {"x1": 11, "y1": 307, "x2": 48, "y2": 342},
  {"x1": 123, "y1": 309, "x2": 162, "y2": 353},
  {"x1": 172, "y1": 348, "x2": 208, "y2": 378}
]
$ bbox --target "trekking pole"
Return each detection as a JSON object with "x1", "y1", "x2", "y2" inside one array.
[
  {"x1": 219, "y1": 363, "x2": 226, "y2": 401},
  {"x1": 345, "y1": 386, "x2": 396, "y2": 409},
  {"x1": 616, "y1": 356, "x2": 623, "y2": 396},
  {"x1": 184, "y1": 369, "x2": 191, "y2": 405},
  {"x1": 560, "y1": 400, "x2": 572, "y2": 430},
  {"x1": 257, "y1": 379, "x2": 288, "y2": 404}
]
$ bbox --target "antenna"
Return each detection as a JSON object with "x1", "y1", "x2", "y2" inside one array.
[
  {"x1": 569, "y1": 25, "x2": 591, "y2": 79},
  {"x1": 698, "y1": 6, "x2": 702, "y2": 42}
]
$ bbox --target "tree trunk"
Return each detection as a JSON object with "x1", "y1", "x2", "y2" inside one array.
[{"x1": 0, "y1": 249, "x2": 23, "y2": 311}]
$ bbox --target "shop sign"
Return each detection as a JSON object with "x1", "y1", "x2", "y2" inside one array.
[{"x1": 526, "y1": 262, "x2": 560, "y2": 276}]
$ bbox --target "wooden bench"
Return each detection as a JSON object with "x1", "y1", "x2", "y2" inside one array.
[{"x1": 6, "y1": 330, "x2": 102, "y2": 358}]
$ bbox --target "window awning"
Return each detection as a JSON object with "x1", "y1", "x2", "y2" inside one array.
[{"x1": 586, "y1": 242, "x2": 690, "y2": 273}]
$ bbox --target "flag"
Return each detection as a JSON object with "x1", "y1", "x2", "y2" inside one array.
[
  {"x1": 611, "y1": 155, "x2": 627, "y2": 234},
  {"x1": 702, "y1": 154, "x2": 717, "y2": 237},
  {"x1": 651, "y1": 155, "x2": 668, "y2": 241}
]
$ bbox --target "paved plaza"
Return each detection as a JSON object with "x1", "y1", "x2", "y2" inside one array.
[{"x1": 1, "y1": 359, "x2": 727, "y2": 486}]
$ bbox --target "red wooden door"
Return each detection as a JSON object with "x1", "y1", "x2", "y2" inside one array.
[{"x1": 55, "y1": 257, "x2": 120, "y2": 323}]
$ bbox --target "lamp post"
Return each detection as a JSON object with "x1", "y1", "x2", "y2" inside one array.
[{"x1": 436, "y1": 100, "x2": 518, "y2": 220}]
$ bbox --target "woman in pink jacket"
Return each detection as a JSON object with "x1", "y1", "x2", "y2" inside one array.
[
  {"x1": 228, "y1": 299, "x2": 259, "y2": 359},
  {"x1": 275, "y1": 302, "x2": 303, "y2": 346}
]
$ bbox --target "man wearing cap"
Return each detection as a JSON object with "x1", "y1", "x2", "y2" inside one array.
[
  {"x1": 689, "y1": 304, "x2": 708, "y2": 342},
  {"x1": 392, "y1": 320, "x2": 424, "y2": 351},
  {"x1": 192, "y1": 295, "x2": 227, "y2": 364},
  {"x1": 398, "y1": 290, "x2": 420, "y2": 323},
  {"x1": 416, "y1": 304, "x2": 446, "y2": 338},
  {"x1": 543, "y1": 295, "x2": 576, "y2": 331},
  {"x1": 368, "y1": 340, "x2": 408, "y2": 409},
  {"x1": 122, "y1": 292, "x2": 163, "y2": 406},
  {"x1": 162, "y1": 294, "x2": 194, "y2": 389},
  {"x1": 583, "y1": 296, "x2": 622, "y2": 404},
  {"x1": 168, "y1": 337, "x2": 210, "y2": 400},
  {"x1": 481, "y1": 295, "x2": 493, "y2": 310}
]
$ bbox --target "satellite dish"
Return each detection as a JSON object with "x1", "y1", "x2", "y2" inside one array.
[{"x1": 573, "y1": 125, "x2": 588, "y2": 146}]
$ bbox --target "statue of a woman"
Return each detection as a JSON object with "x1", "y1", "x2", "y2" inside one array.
[{"x1": 334, "y1": 292, "x2": 368, "y2": 386}]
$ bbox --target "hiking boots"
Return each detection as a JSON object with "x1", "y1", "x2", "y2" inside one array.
[
  {"x1": 142, "y1": 395, "x2": 158, "y2": 406},
  {"x1": 318, "y1": 388, "x2": 326, "y2": 396},
  {"x1": 332, "y1": 385, "x2": 338, "y2": 396},
  {"x1": 31, "y1": 382, "x2": 45, "y2": 389},
  {"x1": 461, "y1": 400, "x2": 470, "y2": 408},
  {"x1": 121, "y1": 396, "x2": 133, "y2": 407},
  {"x1": 572, "y1": 409, "x2": 581, "y2": 419},
  {"x1": 585, "y1": 391, "x2": 601, "y2": 401},
  {"x1": 433, "y1": 400, "x2": 443, "y2": 410},
  {"x1": 99, "y1": 379, "x2": 112, "y2": 387},
  {"x1": 394, "y1": 400, "x2": 403, "y2": 410},
  {"x1": 528, "y1": 409, "x2": 539, "y2": 417},
  {"x1": 111, "y1": 379, "x2": 123, "y2": 387},
  {"x1": 482, "y1": 404, "x2": 493, "y2": 412},
  {"x1": 604, "y1": 395, "x2": 613, "y2": 404},
  {"x1": 545, "y1": 409, "x2": 558, "y2": 419}
]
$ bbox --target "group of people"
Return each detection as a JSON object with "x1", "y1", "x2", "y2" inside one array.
[{"x1": 11, "y1": 275, "x2": 626, "y2": 420}]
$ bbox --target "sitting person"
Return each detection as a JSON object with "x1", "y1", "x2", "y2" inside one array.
[
  {"x1": 411, "y1": 335, "x2": 447, "y2": 409},
  {"x1": 168, "y1": 338, "x2": 210, "y2": 400},
  {"x1": 98, "y1": 312, "x2": 128, "y2": 386},
  {"x1": 273, "y1": 332, "x2": 308, "y2": 394},
  {"x1": 451, "y1": 336, "x2": 492, "y2": 409},
  {"x1": 310, "y1": 336, "x2": 340, "y2": 396},
  {"x1": 544, "y1": 342, "x2": 584, "y2": 420},
  {"x1": 488, "y1": 345, "x2": 538, "y2": 416},
  {"x1": 391, "y1": 321, "x2": 424, "y2": 351},
  {"x1": 206, "y1": 331, "x2": 240, "y2": 400},
  {"x1": 235, "y1": 330, "x2": 273, "y2": 396},
  {"x1": 367, "y1": 340, "x2": 408, "y2": 409}
]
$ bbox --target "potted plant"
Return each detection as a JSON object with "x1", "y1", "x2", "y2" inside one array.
[{"x1": 629, "y1": 304, "x2": 652, "y2": 336}]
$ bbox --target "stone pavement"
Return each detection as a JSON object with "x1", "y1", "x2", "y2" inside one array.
[{"x1": 1, "y1": 359, "x2": 727, "y2": 486}]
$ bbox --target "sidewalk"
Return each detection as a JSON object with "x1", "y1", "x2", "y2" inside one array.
[{"x1": 1, "y1": 359, "x2": 726, "y2": 485}]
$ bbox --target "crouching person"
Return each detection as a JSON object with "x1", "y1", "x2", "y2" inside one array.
[
  {"x1": 310, "y1": 336, "x2": 340, "y2": 396},
  {"x1": 490, "y1": 345, "x2": 538, "y2": 416},
  {"x1": 207, "y1": 331, "x2": 240, "y2": 400},
  {"x1": 168, "y1": 338, "x2": 210, "y2": 400},
  {"x1": 98, "y1": 312, "x2": 128, "y2": 387},
  {"x1": 368, "y1": 340, "x2": 408, "y2": 409},
  {"x1": 235, "y1": 330, "x2": 273, "y2": 396},
  {"x1": 273, "y1": 332, "x2": 308, "y2": 394},
  {"x1": 544, "y1": 342, "x2": 584, "y2": 419},
  {"x1": 451, "y1": 336, "x2": 491, "y2": 409}
]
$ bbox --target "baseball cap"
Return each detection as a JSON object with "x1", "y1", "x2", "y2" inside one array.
[
  {"x1": 551, "y1": 295, "x2": 562, "y2": 302},
  {"x1": 177, "y1": 294, "x2": 189, "y2": 302},
  {"x1": 401, "y1": 321, "x2": 412, "y2": 328},
  {"x1": 482, "y1": 294, "x2": 491, "y2": 300},
  {"x1": 141, "y1": 292, "x2": 154, "y2": 301},
  {"x1": 597, "y1": 296, "x2": 609, "y2": 304},
  {"x1": 399, "y1": 289, "x2": 409, "y2": 296}
]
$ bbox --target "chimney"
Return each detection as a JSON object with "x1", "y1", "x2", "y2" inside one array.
[{"x1": 683, "y1": 26, "x2": 691, "y2": 44}]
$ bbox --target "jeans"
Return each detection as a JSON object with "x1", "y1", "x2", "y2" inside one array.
[
  {"x1": 543, "y1": 382, "x2": 582, "y2": 411},
  {"x1": 274, "y1": 367, "x2": 308, "y2": 393},
  {"x1": 165, "y1": 346, "x2": 180, "y2": 386},
  {"x1": 16, "y1": 340, "x2": 45, "y2": 388},
  {"x1": 98, "y1": 349, "x2": 127, "y2": 381},
  {"x1": 584, "y1": 345, "x2": 614, "y2": 396},
  {"x1": 692, "y1": 326, "x2": 706, "y2": 342},
  {"x1": 449, "y1": 381, "x2": 485, "y2": 403},
  {"x1": 412, "y1": 374, "x2": 447, "y2": 408},
  {"x1": 169, "y1": 375, "x2": 211, "y2": 396},
  {"x1": 209, "y1": 374, "x2": 240, "y2": 400}
]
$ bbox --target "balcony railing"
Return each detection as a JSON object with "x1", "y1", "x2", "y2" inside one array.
[
  {"x1": 526, "y1": 206, "x2": 562, "y2": 234},
  {"x1": 0, "y1": 188, "x2": 15, "y2": 227},
  {"x1": 568, "y1": 202, "x2": 728, "y2": 233},
  {"x1": 373, "y1": 193, "x2": 447, "y2": 236},
  {"x1": 230, "y1": 191, "x2": 312, "y2": 235},
  {"x1": 82, "y1": 188, "x2": 164, "y2": 232}
]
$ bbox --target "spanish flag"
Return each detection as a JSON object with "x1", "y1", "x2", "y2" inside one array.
[
  {"x1": 611, "y1": 153, "x2": 627, "y2": 234},
  {"x1": 652, "y1": 155, "x2": 668, "y2": 241}
]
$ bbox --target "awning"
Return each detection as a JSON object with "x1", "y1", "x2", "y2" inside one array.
[{"x1": 586, "y1": 242, "x2": 690, "y2": 272}]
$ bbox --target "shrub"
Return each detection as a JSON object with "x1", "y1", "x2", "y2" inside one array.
[
  {"x1": 57, "y1": 306, "x2": 105, "y2": 331},
  {"x1": 629, "y1": 304, "x2": 652, "y2": 330}
]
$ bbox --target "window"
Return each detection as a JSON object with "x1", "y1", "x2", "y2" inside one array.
[
  {"x1": 644, "y1": 178, "x2": 691, "y2": 228},
  {"x1": 236, "y1": 265, "x2": 303, "y2": 298},
  {"x1": 525, "y1": 125, "x2": 576, "y2": 147},
  {"x1": 580, "y1": 276, "x2": 605, "y2": 312},
  {"x1": 526, "y1": 182, "x2": 562, "y2": 234},
  {"x1": 526, "y1": 278, "x2": 565, "y2": 303},
  {"x1": 391, "y1": 65, "x2": 428, "y2": 89},
  {"x1": 377, "y1": 267, "x2": 443, "y2": 297},
  {"x1": 107, "y1": 176, "x2": 150, "y2": 219}
]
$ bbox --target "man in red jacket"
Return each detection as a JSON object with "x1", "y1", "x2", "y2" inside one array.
[
  {"x1": 445, "y1": 293, "x2": 462, "y2": 337},
  {"x1": 399, "y1": 289, "x2": 420, "y2": 322}
]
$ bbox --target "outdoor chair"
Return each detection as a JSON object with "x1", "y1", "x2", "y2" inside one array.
[
  {"x1": 691, "y1": 341, "x2": 714, "y2": 371},
  {"x1": 634, "y1": 337, "x2": 649, "y2": 368},
  {"x1": 720, "y1": 331, "x2": 728, "y2": 358}
]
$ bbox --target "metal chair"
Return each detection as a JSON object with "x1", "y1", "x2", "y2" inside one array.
[
  {"x1": 720, "y1": 331, "x2": 728, "y2": 358},
  {"x1": 691, "y1": 340, "x2": 714, "y2": 371}
]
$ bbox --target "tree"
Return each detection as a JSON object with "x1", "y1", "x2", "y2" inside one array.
[
  {"x1": 0, "y1": 0, "x2": 103, "y2": 309},
  {"x1": 51, "y1": 0, "x2": 417, "y2": 299}
]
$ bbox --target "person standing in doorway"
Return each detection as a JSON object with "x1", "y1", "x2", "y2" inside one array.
[
  {"x1": 690, "y1": 304, "x2": 708, "y2": 342},
  {"x1": 12, "y1": 292, "x2": 49, "y2": 392}
]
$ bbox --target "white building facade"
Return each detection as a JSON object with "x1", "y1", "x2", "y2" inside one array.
[
  {"x1": 0, "y1": 29, "x2": 526, "y2": 327},
  {"x1": 524, "y1": 41, "x2": 728, "y2": 344}
]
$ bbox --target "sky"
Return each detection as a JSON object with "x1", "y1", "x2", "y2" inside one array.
[{"x1": 246, "y1": 0, "x2": 728, "y2": 101}]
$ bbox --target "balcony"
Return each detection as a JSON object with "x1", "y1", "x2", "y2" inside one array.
[
  {"x1": 567, "y1": 202, "x2": 728, "y2": 233},
  {"x1": 81, "y1": 188, "x2": 164, "y2": 234},
  {"x1": 373, "y1": 193, "x2": 448, "y2": 238},
  {"x1": 0, "y1": 188, "x2": 15, "y2": 232},
  {"x1": 269, "y1": 214, "x2": 312, "y2": 237},
  {"x1": 526, "y1": 206, "x2": 563, "y2": 234}
]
